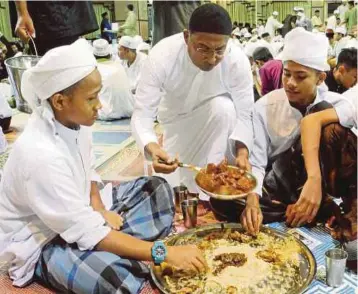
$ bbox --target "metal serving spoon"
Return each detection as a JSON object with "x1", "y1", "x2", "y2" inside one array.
[{"x1": 158, "y1": 159, "x2": 201, "y2": 172}]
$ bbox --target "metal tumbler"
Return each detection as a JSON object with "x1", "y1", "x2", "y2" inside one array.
[
  {"x1": 173, "y1": 186, "x2": 188, "y2": 213},
  {"x1": 325, "y1": 248, "x2": 348, "y2": 287},
  {"x1": 181, "y1": 199, "x2": 198, "y2": 228}
]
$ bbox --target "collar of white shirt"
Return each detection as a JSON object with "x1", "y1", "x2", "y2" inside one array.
[
  {"x1": 305, "y1": 87, "x2": 325, "y2": 114},
  {"x1": 54, "y1": 120, "x2": 80, "y2": 146}
]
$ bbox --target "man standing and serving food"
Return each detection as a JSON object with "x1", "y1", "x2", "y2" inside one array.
[
  {"x1": 210, "y1": 28, "x2": 356, "y2": 236},
  {"x1": 131, "y1": 3, "x2": 254, "y2": 193}
]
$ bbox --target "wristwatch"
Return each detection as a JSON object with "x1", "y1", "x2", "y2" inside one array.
[{"x1": 151, "y1": 241, "x2": 167, "y2": 265}]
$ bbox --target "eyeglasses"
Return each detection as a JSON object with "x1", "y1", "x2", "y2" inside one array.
[
  {"x1": 190, "y1": 37, "x2": 227, "y2": 58},
  {"x1": 195, "y1": 46, "x2": 227, "y2": 58}
]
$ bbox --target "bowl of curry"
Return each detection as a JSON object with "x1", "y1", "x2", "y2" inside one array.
[{"x1": 195, "y1": 160, "x2": 257, "y2": 200}]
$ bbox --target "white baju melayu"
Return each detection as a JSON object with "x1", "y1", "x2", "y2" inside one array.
[
  {"x1": 250, "y1": 28, "x2": 355, "y2": 197},
  {"x1": 338, "y1": 4, "x2": 349, "y2": 23},
  {"x1": 0, "y1": 39, "x2": 112, "y2": 287},
  {"x1": 257, "y1": 25, "x2": 265, "y2": 37},
  {"x1": 334, "y1": 36, "x2": 350, "y2": 58},
  {"x1": 327, "y1": 15, "x2": 338, "y2": 30},
  {"x1": 0, "y1": 104, "x2": 112, "y2": 286},
  {"x1": 97, "y1": 61, "x2": 134, "y2": 120},
  {"x1": 265, "y1": 16, "x2": 283, "y2": 37},
  {"x1": 244, "y1": 39, "x2": 275, "y2": 58},
  {"x1": 0, "y1": 126, "x2": 6, "y2": 154},
  {"x1": 240, "y1": 28, "x2": 249, "y2": 36},
  {"x1": 122, "y1": 52, "x2": 147, "y2": 93},
  {"x1": 131, "y1": 33, "x2": 254, "y2": 191},
  {"x1": 341, "y1": 85, "x2": 358, "y2": 135},
  {"x1": 250, "y1": 88, "x2": 356, "y2": 196},
  {"x1": 232, "y1": 27, "x2": 241, "y2": 36},
  {"x1": 231, "y1": 38, "x2": 243, "y2": 49}
]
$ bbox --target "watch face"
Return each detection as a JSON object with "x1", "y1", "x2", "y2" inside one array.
[{"x1": 155, "y1": 246, "x2": 165, "y2": 257}]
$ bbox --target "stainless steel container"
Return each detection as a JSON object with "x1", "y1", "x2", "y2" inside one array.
[
  {"x1": 181, "y1": 199, "x2": 198, "y2": 228},
  {"x1": 173, "y1": 185, "x2": 188, "y2": 213},
  {"x1": 5, "y1": 55, "x2": 41, "y2": 113},
  {"x1": 325, "y1": 248, "x2": 348, "y2": 287}
]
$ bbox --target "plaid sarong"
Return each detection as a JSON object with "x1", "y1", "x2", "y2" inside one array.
[{"x1": 34, "y1": 176, "x2": 175, "y2": 294}]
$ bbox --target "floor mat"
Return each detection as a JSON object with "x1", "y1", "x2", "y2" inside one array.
[{"x1": 0, "y1": 111, "x2": 135, "y2": 170}]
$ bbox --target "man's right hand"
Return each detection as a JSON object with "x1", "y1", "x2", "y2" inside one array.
[
  {"x1": 240, "y1": 193, "x2": 263, "y2": 236},
  {"x1": 166, "y1": 245, "x2": 207, "y2": 274},
  {"x1": 145, "y1": 142, "x2": 178, "y2": 174},
  {"x1": 15, "y1": 13, "x2": 35, "y2": 43}
]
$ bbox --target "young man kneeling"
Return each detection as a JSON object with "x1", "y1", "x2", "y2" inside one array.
[{"x1": 0, "y1": 40, "x2": 205, "y2": 293}]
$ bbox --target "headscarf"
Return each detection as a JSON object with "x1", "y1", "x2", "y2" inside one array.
[
  {"x1": 280, "y1": 27, "x2": 330, "y2": 71},
  {"x1": 21, "y1": 39, "x2": 97, "y2": 112}
]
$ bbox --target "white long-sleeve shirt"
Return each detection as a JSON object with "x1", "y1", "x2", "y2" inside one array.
[
  {"x1": 0, "y1": 126, "x2": 6, "y2": 154},
  {"x1": 338, "y1": 4, "x2": 349, "y2": 22},
  {"x1": 334, "y1": 36, "x2": 350, "y2": 58},
  {"x1": 250, "y1": 88, "x2": 355, "y2": 196},
  {"x1": 97, "y1": 61, "x2": 134, "y2": 120},
  {"x1": 131, "y1": 33, "x2": 254, "y2": 154},
  {"x1": 0, "y1": 104, "x2": 111, "y2": 286},
  {"x1": 341, "y1": 85, "x2": 358, "y2": 135},
  {"x1": 265, "y1": 16, "x2": 283, "y2": 37},
  {"x1": 121, "y1": 52, "x2": 147, "y2": 92},
  {"x1": 257, "y1": 25, "x2": 265, "y2": 37},
  {"x1": 327, "y1": 15, "x2": 338, "y2": 30}
]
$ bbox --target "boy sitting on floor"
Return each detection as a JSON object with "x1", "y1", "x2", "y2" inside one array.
[
  {"x1": 210, "y1": 28, "x2": 356, "y2": 236},
  {"x1": 0, "y1": 39, "x2": 206, "y2": 294}
]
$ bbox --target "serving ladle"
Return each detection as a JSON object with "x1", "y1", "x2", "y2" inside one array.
[{"x1": 158, "y1": 159, "x2": 201, "y2": 172}]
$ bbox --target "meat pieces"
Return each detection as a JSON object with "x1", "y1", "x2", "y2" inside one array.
[
  {"x1": 256, "y1": 249, "x2": 281, "y2": 263},
  {"x1": 196, "y1": 160, "x2": 254, "y2": 195},
  {"x1": 226, "y1": 286, "x2": 238, "y2": 294},
  {"x1": 213, "y1": 253, "x2": 247, "y2": 275},
  {"x1": 205, "y1": 231, "x2": 225, "y2": 241},
  {"x1": 228, "y1": 231, "x2": 253, "y2": 243}
]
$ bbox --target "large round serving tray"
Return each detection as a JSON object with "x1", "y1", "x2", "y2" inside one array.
[
  {"x1": 195, "y1": 167, "x2": 258, "y2": 200},
  {"x1": 151, "y1": 223, "x2": 316, "y2": 294}
]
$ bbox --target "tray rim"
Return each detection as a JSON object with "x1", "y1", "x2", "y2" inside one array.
[{"x1": 150, "y1": 223, "x2": 317, "y2": 294}]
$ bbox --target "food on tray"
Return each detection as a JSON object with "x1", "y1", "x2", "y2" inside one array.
[
  {"x1": 195, "y1": 159, "x2": 255, "y2": 195},
  {"x1": 159, "y1": 229, "x2": 303, "y2": 294},
  {"x1": 212, "y1": 253, "x2": 247, "y2": 275},
  {"x1": 228, "y1": 230, "x2": 253, "y2": 243},
  {"x1": 256, "y1": 249, "x2": 281, "y2": 264}
]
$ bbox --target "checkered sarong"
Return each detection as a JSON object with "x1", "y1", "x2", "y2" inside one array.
[{"x1": 34, "y1": 176, "x2": 175, "y2": 294}]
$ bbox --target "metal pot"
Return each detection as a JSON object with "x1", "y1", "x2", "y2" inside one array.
[{"x1": 5, "y1": 55, "x2": 41, "y2": 114}]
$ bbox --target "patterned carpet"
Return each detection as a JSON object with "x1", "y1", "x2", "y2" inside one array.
[{"x1": 0, "y1": 110, "x2": 137, "y2": 172}]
